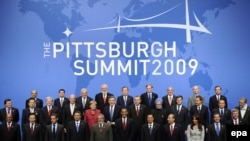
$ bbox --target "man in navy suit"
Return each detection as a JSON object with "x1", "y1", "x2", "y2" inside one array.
[
  {"x1": 53, "y1": 89, "x2": 69, "y2": 124},
  {"x1": 207, "y1": 113, "x2": 227, "y2": 141},
  {"x1": 140, "y1": 84, "x2": 158, "y2": 111},
  {"x1": 209, "y1": 86, "x2": 228, "y2": 113},
  {"x1": 25, "y1": 90, "x2": 43, "y2": 109},
  {"x1": 0, "y1": 98, "x2": 19, "y2": 123},
  {"x1": 76, "y1": 88, "x2": 93, "y2": 117},
  {"x1": 45, "y1": 113, "x2": 64, "y2": 141},
  {"x1": 67, "y1": 111, "x2": 89, "y2": 141},
  {"x1": 116, "y1": 86, "x2": 133, "y2": 109},
  {"x1": 95, "y1": 84, "x2": 114, "y2": 113},
  {"x1": 163, "y1": 113, "x2": 184, "y2": 141},
  {"x1": 0, "y1": 114, "x2": 21, "y2": 141},
  {"x1": 141, "y1": 113, "x2": 161, "y2": 141},
  {"x1": 114, "y1": 108, "x2": 135, "y2": 141}
]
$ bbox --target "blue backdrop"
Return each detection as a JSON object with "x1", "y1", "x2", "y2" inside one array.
[{"x1": 0, "y1": 0, "x2": 250, "y2": 123}]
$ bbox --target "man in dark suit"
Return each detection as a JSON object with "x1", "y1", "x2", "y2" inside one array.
[
  {"x1": 62, "y1": 94, "x2": 82, "y2": 131},
  {"x1": 235, "y1": 97, "x2": 250, "y2": 125},
  {"x1": 95, "y1": 83, "x2": 114, "y2": 113},
  {"x1": 0, "y1": 98, "x2": 19, "y2": 123},
  {"x1": 151, "y1": 98, "x2": 169, "y2": 126},
  {"x1": 190, "y1": 95, "x2": 209, "y2": 130},
  {"x1": 209, "y1": 86, "x2": 228, "y2": 113},
  {"x1": 170, "y1": 95, "x2": 188, "y2": 131},
  {"x1": 25, "y1": 90, "x2": 43, "y2": 109},
  {"x1": 22, "y1": 98, "x2": 41, "y2": 129},
  {"x1": 103, "y1": 96, "x2": 121, "y2": 140},
  {"x1": 116, "y1": 86, "x2": 134, "y2": 109},
  {"x1": 141, "y1": 113, "x2": 161, "y2": 141},
  {"x1": 0, "y1": 114, "x2": 21, "y2": 141},
  {"x1": 53, "y1": 89, "x2": 70, "y2": 124},
  {"x1": 76, "y1": 88, "x2": 93, "y2": 116},
  {"x1": 162, "y1": 86, "x2": 176, "y2": 110},
  {"x1": 140, "y1": 84, "x2": 158, "y2": 111},
  {"x1": 162, "y1": 113, "x2": 184, "y2": 141},
  {"x1": 67, "y1": 111, "x2": 89, "y2": 141},
  {"x1": 90, "y1": 113, "x2": 113, "y2": 141},
  {"x1": 212, "y1": 99, "x2": 231, "y2": 124},
  {"x1": 207, "y1": 113, "x2": 226, "y2": 141},
  {"x1": 115, "y1": 108, "x2": 134, "y2": 141},
  {"x1": 45, "y1": 113, "x2": 64, "y2": 141},
  {"x1": 225, "y1": 108, "x2": 245, "y2": 125},
  {"x1": 22, "y1": 113, "x2": 42, "y2": 141},
  {"x1": 40, "y1": 97, "x2": 60, "y2": 130},
  {"x1": 128, "y1": 96, "x2": 147, "y2": 141}
]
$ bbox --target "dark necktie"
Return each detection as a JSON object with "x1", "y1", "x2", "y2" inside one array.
[
  {"x1": 7, "y1": 122, "x2": 11, "y2": 131},
  {"x1": 123, "y1": 118, "x2": 126, "y2": 129},
  {"x1": 30, "y1": 123, "x2": 34, "y2": 134},
  {"x1": 216, "y1": 123, "x2": 220, "y2": 136},
  {"x1": 124, "y1": 96, "x2": 127, "y2": 107},
  {"x1": 149, "y1": 124, "x2": 152, "y2": 134},
  {"x1": 220, "y1": 109, "x2": 224, "y2": 120},
  {"x1": 110, "y1": 106, "x2": 114, "y2": 121},
  {"x1": 52, "y1": 124, "x2": 56, "y2": 135},
  {"x1": 177, "y1": 105, "x2": 180, "y2": 114},
  {"x1": 148, "y1": 93, "x2": 152, "y2": 105},
  {"x1": 76, "y1": 122, "x2": 79, "y2": 132},
  {"x1": 170, "y1": 125, "x2": 174, "y2": 136}
]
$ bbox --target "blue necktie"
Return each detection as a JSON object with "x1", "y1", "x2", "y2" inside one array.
[
  {"x1": 110, "y1": 106, "x2": 114, "y2": 121},
  {"x1": 124, "y1": 96, "x2": 127, "y2": 107},
  {"x1": 216, "y1": 123, "x2": 220, "y2": 136},
  {"x1": 148, "y1": 93, "x2": 152, "y2": 105},
  {"x1": 76, "y1": 122, "x2": 79, "y2": 132}
]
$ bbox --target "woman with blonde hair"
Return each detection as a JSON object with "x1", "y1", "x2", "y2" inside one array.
[{"x1": 84, "y1": 100, "x2": 101, "y2": 130}]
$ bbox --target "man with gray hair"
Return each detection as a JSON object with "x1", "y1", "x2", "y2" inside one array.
[
  {"x1": 225, "y1": 108, "x2": 244, "y2": 125},
  {"x1": 76, "y1": 88, "x2": 93, "y2": 116},
  {"x1": 90, "y1": 113, "x2": 113, "y2": 141},
  {"x1": 235, "y1": 97, "x2": 250, "y2": 125},
  {"x1": 39, "y1": 96, "x2": 59, "y2": 130}
]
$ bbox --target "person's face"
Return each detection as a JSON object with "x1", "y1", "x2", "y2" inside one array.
[
  {"x1": 108, "y1": 98, "x2": 115, "y2": 105},
  {"x1": 167, "y1": 114, "x2": 175, "y2": 124},
  {"x1": 195, "y1": 98, "x2": 202, "y2": 105},
  {"x1": 29, "y1": 115, "x2": 36, "y2": 123},
  {"x1": 46, "y1": 98, "x2": 53, "y2": 106},
  {"x1": 5, "y1": 101, "x2": 12, "y2": 108},
  {"x1": 59, "y1": 90, "x2": 65, "y2": 97},
  {"x1": 69, "y1": 95, "x2": 76, "y2": 104},
  {"x1": 81, "y1": 90, "x2": 88, "y2": 97},
  {"x1": 51, "y1": 115, "x2": 58, "y2": 124},
  {"x1": 29, "y1": 100, "x2": 35, "y2": 108},
  {"x1": 167, "y1": 87, "x2": 174, "y2": 95},
  {"x1": 147, "y1": 115, "x2": 154, "y2": 123},
  {"x1": 218, "y1": 100, "x2": 225, "y2": 108},
  {"x1": 97, "y1": 115, "x2": 104, "y2": 123},
  {"x1": 193, "y1": 86, "x2": 199, "y2": 94},
  {"x1": 121, "y1": 109, "x2": 128, "y2": 118},
  {"x1": 213, "y1": 114, "x2": 221, "y2": 123},
  {"x1": 146, "y1": 85, "x2": 153, "y2": 93},
  {"x1": 176, "y1": 97, "x2": 182, "y2": 105},
  {"x1": 215, "y1": 87, "x2": 221, "y2": 95},
  {"x1": 239, "y1": 99, "x2": 245, "y2": 108},
  {"x1": 31, "y1": 90, "x2": 37, "y2": 98},
  {"x1": 74, "y1": 113, "x2": 81, "y2": 121},
  {"x1": 192, "y1": 117, "x2": 198, "y2": 125},
  {"x1": 6, "y1": 114, "x2": 13, "y2": 123},
  {"x1": 232, "y1": 111, "x2": 239, "y2": 119},
  {"x1": 134, "y1": 97, "x2": 141, "y2": 105},
  {"x1": 90, "y1": 103, "x2": 97, "y2": 110},
  {"x1": 155, "y1": 102, "x2": 162, "y2": 109},
  {"x1": 122, "y1": 88, "x2": 128, "y2": 96},
  {"x1": 101, "y1": 85, "x2": 108, "y2": 93}
]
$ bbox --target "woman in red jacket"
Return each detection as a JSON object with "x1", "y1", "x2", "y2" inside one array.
[{"x1": 84, "y1": 100, "x2": 101, "y2": 130}]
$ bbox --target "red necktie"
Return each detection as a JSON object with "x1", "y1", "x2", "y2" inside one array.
[
  {"x1": 48, "y1": 106, "x2": 52, "y2": 117},
  {"x1": 7, "y1": 108, "x2": 11, "y2": 114},
  {"x1": 123, "y1": 118, "x2": 126, "y2": 129},
  {"x1": 103, "y1": 95, "x2": 107, "y2": 104},
  {"x1": 30, "y1": 123, "x2": 34, "y2": 134},
  {"x1": 136, "y1": 106, "x2": 139, "y2": 116},
  {"x1": 170, "y1": 125, "x2": 174, "y2": 136},
  {"x1": 7, "y1": 123, "x2": 11, "y2": 131}
]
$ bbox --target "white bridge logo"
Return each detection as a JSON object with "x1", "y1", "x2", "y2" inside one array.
[{"x1": 83, "y1": 0, "x2": 211, "y2": 43}]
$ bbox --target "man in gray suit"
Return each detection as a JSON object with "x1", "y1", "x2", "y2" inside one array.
[
  {"x1": 90, "y1": 113, "x2": 113, "y2": 141},
  {"x1": 187, "y1": 85, "x2": 205, "y2": 111}
]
